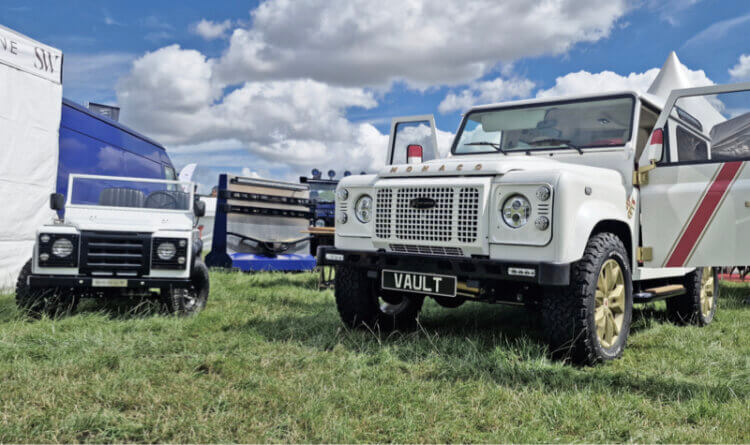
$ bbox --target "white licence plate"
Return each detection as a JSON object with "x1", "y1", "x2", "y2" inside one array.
[{"x1": 92, "y1": 278, "x2": 128, "y2": 288}]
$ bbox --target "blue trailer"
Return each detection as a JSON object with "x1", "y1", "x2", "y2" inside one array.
[{"x1": 56, "y1": 99, "x2": 176, "y2": 207}]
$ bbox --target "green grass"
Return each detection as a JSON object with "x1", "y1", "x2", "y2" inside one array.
[{"x1": 0, "y1": 272, "x2": 749, "y2": 443}]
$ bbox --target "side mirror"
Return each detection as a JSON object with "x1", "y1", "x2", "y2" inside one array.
[
  {"x1": 50, "y1": 193, "x2": 65, "y2": 211},
  {"x1": 194, "y1": 199, "x2": 206, "y2": 217}
]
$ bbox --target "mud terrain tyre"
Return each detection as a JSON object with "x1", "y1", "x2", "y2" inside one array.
[
  {"x1": 667, "y1": 267, "x2": 718, "y2": 326},
  {"x1": 335, "y1": 265, "x2": 423, "y2": 332},
  {"x1": 541, "y1": 233, "x2": 633, "y2": 365},
  {"x1": 162, "y1": 260, "x2": 209, "y2": 316},
  {"x1": 15, "y1": 259, "x2": 79, "y2": 318}
]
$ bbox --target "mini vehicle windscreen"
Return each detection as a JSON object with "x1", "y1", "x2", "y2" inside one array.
[
  {"x1": 69, "y1": 176, "x2": 193, "y2": 211},
  {"x1": 454, "y1": 96, "x2": 635, "y2": 154}
]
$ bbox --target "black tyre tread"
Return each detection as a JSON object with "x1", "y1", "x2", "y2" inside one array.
[
  {"x1": 667, "y1": 267, "x2": 716, "y2": 326},
  {"x1": 163, "y1": 260, "x2": 210, "y2": 316},
  {"x1": 541, "y1": 232, "x2": 632, "y2": 365},
  {"x1": 334, "y1": 265, "x2": 423, "y2": 331},
  {"x1": 15, "y1": 259, "x2": 78, "y2": 318}
]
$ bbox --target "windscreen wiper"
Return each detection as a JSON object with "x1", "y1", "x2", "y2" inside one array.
[
  {"x1": 527, "y1": 138, "x2": 583, "y2": 154},
  {"x1": 464, "y1": 141, "x2": 507, "y2": 155}
]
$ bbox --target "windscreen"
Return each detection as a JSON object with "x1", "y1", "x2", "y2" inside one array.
[
  {"x1": 309, "y1": 181, "x2": 336, "y2": 202},
  {"x1": 69, "y1": 176, "x2": 192, "y2": 211},
  {"x1": 454, "y1": 96, "x2": 635, "y2": 154}
]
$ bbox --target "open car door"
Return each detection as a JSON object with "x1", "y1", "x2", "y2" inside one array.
[
  {"x1": 637, "y1": 81, "x2": 750, "y2": 267},
  {"x1": 387, "y1": 115, "x2": 439, "y2": 165}
]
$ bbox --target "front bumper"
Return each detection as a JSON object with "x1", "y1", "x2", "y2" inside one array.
[
  {"x1": 28, "y1": 275, "x2": 190, "y2": 289},
  {"x1": 317, "y1": 246, "x2": 570, "y2": 286}
]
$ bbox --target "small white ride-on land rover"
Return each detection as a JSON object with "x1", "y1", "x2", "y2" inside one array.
[
  {"x1": 15, "y1": 174, "x2": 209, "y2": 317},
  {"x1": 319, "y1": 65, "x2": 750, "y2": 364}
]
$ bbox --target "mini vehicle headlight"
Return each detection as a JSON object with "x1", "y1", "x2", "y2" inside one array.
[
  {"x1": 536, "y1": 185, "x2": 551, "y2": 202},
  {"x1": 315, "y1": 218, "x2": 326, "y2": 227},
  {"x1": 502, "y1": 194, "x2": 531, "y2": 229},
  {"x1": 336, "y1": 188, "x2": 349, "y2": 201},
  {"x1": 355, "y1": 195, "x2": 373, "y2": 223},
  {"x1": 157, "y1": 242, "x2": 177, "y2": 260},
  {"x1": 535, "y1": 216, "x2": 550, "y2": 231},
  {"x1": 337, "y1": 212, "x2": 348, "y2": 224},
  {"x1": 51, "y1": 238, "x2": 74, "y2": 257}
]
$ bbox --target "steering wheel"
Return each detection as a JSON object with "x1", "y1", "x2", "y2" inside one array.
[{"x1": 145, "y1": 191, "x2": 179, "y2": 209}]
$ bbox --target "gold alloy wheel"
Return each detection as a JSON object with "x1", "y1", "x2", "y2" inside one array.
[
  {"x1": 595, "y1": 259, "x2": 626, "y2": 348},
  {"x1": 700, "y1": 267, "x2": 715, "y2": 317}
]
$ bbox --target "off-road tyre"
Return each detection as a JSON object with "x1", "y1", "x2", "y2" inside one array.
[
  {"x1": 541, "y1": 232, "x2": 633, "y2": 365},
  {"x1": 334, "y1": 265, "x2": 423, "y2": 332},
  {"x1": 667, "y1": 267, "x2": 718, "y2": 326},
  {"x1": 433, "y1": 296, "x2": 466, "y2": 308},
  {"x1": 15, "y1": 259, "x2": 79, "y2": 318},
  {"x1": 162, "y1": 260, "x2": 209, "y2": 316}
]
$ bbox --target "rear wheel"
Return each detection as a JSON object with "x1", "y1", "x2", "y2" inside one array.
[
  {"x1": 541, "y1": 233, "x2": 633, "y2": 365},
  {"x1": 667, "y1": 267, "x2": 718, "y2": 325},
  {"x1": 162, "y1": 260, "x2": 209, "y2": 316},
  {"x1": 334, "y1": 265, "x2": 423, "y2": 331},
  {"x1": 15, "y1": 259, "x2": 79, "y2": 318}
]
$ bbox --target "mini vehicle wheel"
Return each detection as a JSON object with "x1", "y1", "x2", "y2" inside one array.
[
  {"x1": 162, "y1": 260, "x2": 209, "y2": 316},
  {"x1": 15, "y1": 259, "x2": 79, "y2": 318},
  {"x1": 433, "y1": 296, "x2": 465, "y2": 308},
  {"x1": 667, "y1": 267, "x2": 718, "y2": 326},
  {"x1": 334, "y1": 265, "x2": 423, "y2": 331},
  {"x1": 541, "y1": 232, "x2": 633, "y2": 365}
]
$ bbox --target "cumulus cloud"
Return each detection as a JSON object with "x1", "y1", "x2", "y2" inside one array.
[
  {"x1": 438, "y1": 77, "x2": 535, "y2": 113},
  {"x1": 191, "y1": 19, "x2": 232, "y2": 40},
  {"x1": 729, "y1": 54, "x2": 750, "y2": 81},
  {"x1": 214, "y1": 0, "x2": 628, "y2": 88}
]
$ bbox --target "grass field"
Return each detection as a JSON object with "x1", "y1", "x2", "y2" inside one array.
[{"x1": 1, "y1": 271, "x2": 749, "y2": 443}]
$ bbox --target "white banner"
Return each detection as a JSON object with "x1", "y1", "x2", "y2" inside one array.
[{"x1": 0, "y1": 25, "x2": 62, "y2": 84}]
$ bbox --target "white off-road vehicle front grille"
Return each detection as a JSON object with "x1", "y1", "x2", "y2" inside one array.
[
  {"x1": 375, "y1": 186, "x2": 481, "y2": 244},
  {"x1": 389, "y1": 244, "x2": 464, "y2": 256}
]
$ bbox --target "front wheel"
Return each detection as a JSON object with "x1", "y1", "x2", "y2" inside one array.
[
  {"x1": 162, "y1": 260, "x2": 210, "y2": 316},
  {"x1": 15, "y1": 259, "x2": 79, "y2": 318},
  {"x1": 667, "y1": 267, "x2": 718, "y2": 325},
  {"x1": 541, "y1": 233, "x2": 633, "y2": 365},
  {"x1": 334, "y1": 265, "x2": 423, "y2": 331}
]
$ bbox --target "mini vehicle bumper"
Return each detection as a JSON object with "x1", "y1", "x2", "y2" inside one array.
[
  {"x1": 27, "y1": 275, "x2": 191, "y2": 289},
  {"x1": 317, "y1": 246, "x2": 570, "y2": 286}
]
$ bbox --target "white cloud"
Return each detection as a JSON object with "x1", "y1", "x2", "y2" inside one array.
[
  {"x1": 215, "y1": 0, "x2": 628, "y2": 88},
  {"x1": 191, "y1": 19, "x2": 232, "y2": 40},
  {"x1": 683, "y1": 12, "x2": 750, "y2": 49},
  {"x1": 438, "y1": 77, "x2": 535, "y2": 113},
  {"x1": 729, "y1": 54, "x2": 750, "y2": 81},
  {"x1": 63, "y1": 52, "x2": 136, "y2": 103},
  {"x1": 116, "y1": 45, "x2": 388, "y2": 177}
]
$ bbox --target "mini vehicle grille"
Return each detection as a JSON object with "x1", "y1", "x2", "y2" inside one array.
[
  {"x1": 375, "y1": 186, "x2": 481, "y2": 244},
  {"x1": 80, "y1": 231, "x2": 151, "y2": 277},
  {"x1": 389, "y1": 244, "x2": 464, "y2": 256}
]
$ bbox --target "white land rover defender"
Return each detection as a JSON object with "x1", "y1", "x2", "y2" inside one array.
[
  {"x1": 15, "y1": 174, "x2": 209, "y2": 317},
  {"x1": 319, "y1": 62, "x2": 750, "y2": 364}
]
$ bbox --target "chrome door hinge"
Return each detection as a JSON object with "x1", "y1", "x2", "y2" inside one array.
[{"x1": 633, "y1": 161, "x2": 656, "y2": 186}]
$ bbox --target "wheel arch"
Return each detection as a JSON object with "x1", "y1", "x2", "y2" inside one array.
[{"x1": 590, "y1": 219, "x2": 633, "y2": 267}]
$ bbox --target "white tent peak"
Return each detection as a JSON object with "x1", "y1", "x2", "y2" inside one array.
[{"x1": 647, "y1": 51, "x2": 694, "y2": 99}]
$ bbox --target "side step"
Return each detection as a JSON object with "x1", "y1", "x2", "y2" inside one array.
[{"x1": 633, "y1": 284, "x2": 686, "y2": 303}]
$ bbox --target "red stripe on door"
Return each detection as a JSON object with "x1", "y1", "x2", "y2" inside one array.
[{"x1": 665, "y1": 161, "x2": 743, "y2": 267}]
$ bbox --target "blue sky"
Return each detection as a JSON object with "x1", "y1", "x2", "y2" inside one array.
[{"x1": 2, "y1": 0, "x2": 749, "y2": 190}]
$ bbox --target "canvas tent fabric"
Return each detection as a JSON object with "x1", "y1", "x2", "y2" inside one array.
[{"x1": 0, "y1": 26, "x2": 62, "y2": 290}]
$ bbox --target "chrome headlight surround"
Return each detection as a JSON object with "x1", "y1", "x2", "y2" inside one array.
[
  {"x1": 38, "y1": 233, "x2": 79, "y2": 267},
  {"x1": 501, "y1": 194, "x2": 532, "y2": 229},
  {"x1": 336, "y1": 188, "x2": 349, "y2": 201},
  {"x1": 354, "y1": 194, "x2": 373, "y2": 223}
]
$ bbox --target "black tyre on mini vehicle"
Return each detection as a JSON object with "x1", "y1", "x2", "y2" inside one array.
[
  {"x1": 15, "y1": 259, "x2": 79, "y2": 318},
  {"x1": 162, "y1": 260, "x2": 210, "y2": 316},
  {"x1": 541, "y1": 232, "x2": 633, "y2": 365},
  {"x1": 334, "y1": 265, "x2": 423, "y2": 331},
  {"x1": 667, "y1": 266, "x2": 718, "y2": 326}
]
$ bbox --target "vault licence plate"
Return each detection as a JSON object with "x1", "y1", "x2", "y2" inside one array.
[
  {"x1": 92, "y1": 278, "x2": 128, "y2": 288},
  {"x1": 381, "y1": 269, "x2": 457, "y2": 297}
]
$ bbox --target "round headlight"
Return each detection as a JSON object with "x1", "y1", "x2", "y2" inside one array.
[
  {"x1": 536, "y1": 185, "x2": 551, "y2": 202},
  {"x1": 502, "y1": 194, "x2": 531, "y2": 228},
  {"x1": 157, "y1": 242, "x2": 177, "y2": 260},
  {"x1": 535, "y1": 216, "x2": 550, "y2": 231},
  {"x1": 315, "y1": 218, "x2": 326, "y2": 227},
  {"x1": 337, "y1": 212, "x2": 348, "y2": 224},
  {"x1": 336, "y1": 188, "x2": 349, "y2": 201},
  {"x1": 51, "y1": 238, "x2": 74, "y2": 257},
  {"x1": 40, "y1": 234, "x2": 51, "y2": 243},
  {"x1": 355, "y1": 195, "x2": 373, "y2": 223}
]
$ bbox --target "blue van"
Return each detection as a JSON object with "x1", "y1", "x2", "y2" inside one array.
[{"x1": 56, "y1": 99, "x2": 176, "y2": 205}]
